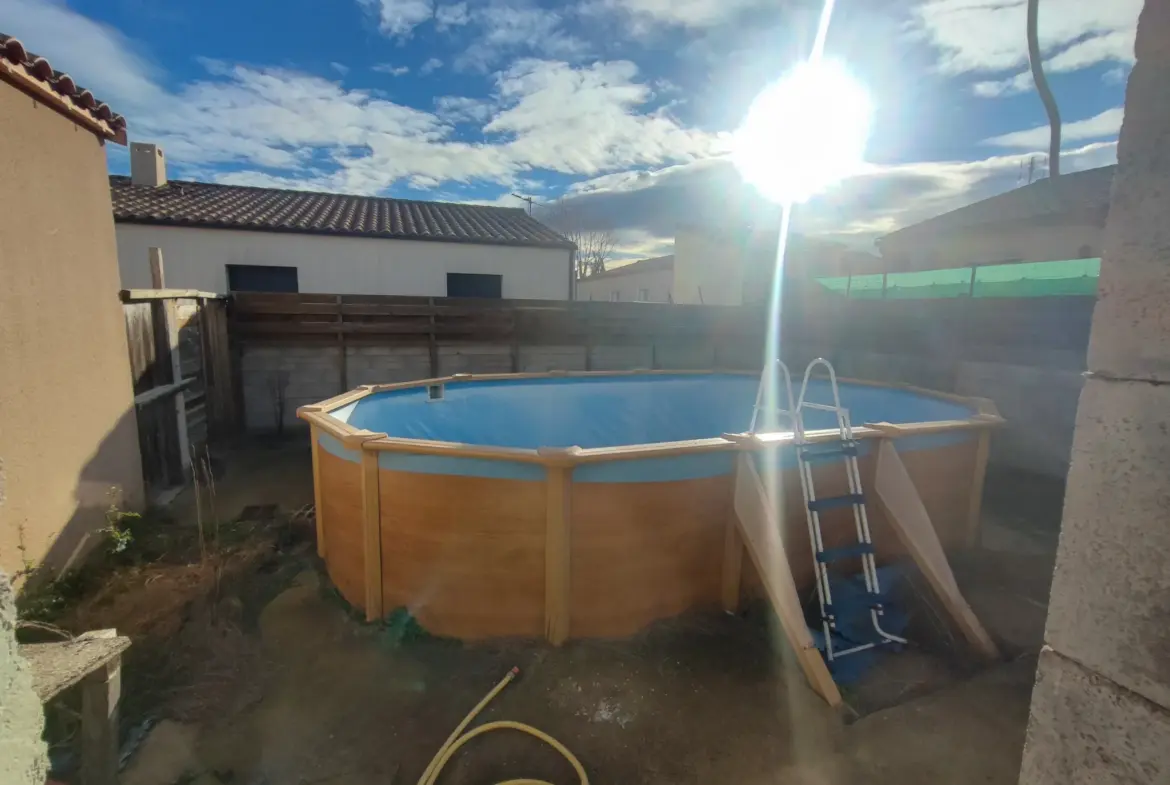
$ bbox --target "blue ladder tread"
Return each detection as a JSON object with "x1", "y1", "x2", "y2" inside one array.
[
  {"x1": 799, "y1": 442, "x2": 859, "y2": 463},
  {"x1": 808, "y1": 493, "x2": 865, "y2": 512},
  {"x1": 816, "y1": 543, "x2": 876, "y2": 563},
  {"x1": 822, "y1": 595, "x2": 891, "y2": 618}
]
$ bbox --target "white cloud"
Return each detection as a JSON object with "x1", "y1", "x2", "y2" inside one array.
[
  {"x1": 357, "y1": 0, "x2": 433, "y2": 37},
  {"x1": 588, "y1": 0, "x2": 769, "y2": 29},
  {"x1": 972, "y1": 72, "x2": 1032, "y2": 98},
  {"x1": 330, "y1": 62, "x2": 350, "y2": 76},
  {"x1": 419, "y1": 57, "x2": 444, "y2": 75},
  {"x1": 435, "y1": 2, "x2": 469, "y2": 28},
  {"x1": 984, "y1": 107, "x2": 1124, "y2": 148},
  {"x1": 554, "y1": 141, "x2": 1118, "y2": 253},
  {"x1": 0, "y1": 0, "x2": 165, "y2": 110},
  {"x1": 911, "y1": 0, "x2": 1141, "y2": 79},
  {"x1": 372, "y1": 63, "x2": 410, "y2": 76},
  {"x1": 435, "y1": 95, "x2": 494, "y2": 123},
  {"x1": 455, "y1": 1, "x2": 589, "y2": 71},
  {"x1": 486, "y1": 59, "x2": 718, "y2": 174}
]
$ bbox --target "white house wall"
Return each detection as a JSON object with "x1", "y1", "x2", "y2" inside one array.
[
  {"x1": 115, "y1": 224, "x2": 572, "y2": 299},
  {"x1": 575, "y1": 268, "x2": 673, "y2": 302}
]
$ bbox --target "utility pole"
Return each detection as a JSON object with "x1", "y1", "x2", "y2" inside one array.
[
  {"x1": 1027, "y1": 0, "x2": 1061, "y2": 178},
  {"x1": 510, "y1": 193, "x2": 537, "y2": 216}
]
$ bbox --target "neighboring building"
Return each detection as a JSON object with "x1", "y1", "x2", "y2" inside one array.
[
  {"x1": 575, "y1": 231, "x2": 866, "y2": 305},
  {"x1": 576, "y1": 255, "x2": 674, "y2": 302},
  {"x1": 0, "y1": 35, "x2": 144, "y2": 575},
  {"x1": 111, "y1": 146, "x2": 576, "y2": 299},
  {"x1": 876, "y1": 165, "x2": 1115, "y2": 270}
]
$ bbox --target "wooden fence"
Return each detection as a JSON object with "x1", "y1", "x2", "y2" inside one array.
[
  {"x1": 230, "y1": 292, "x2": 768, "y2": 377},
  {"x1": 122, "y1": 267, "x2": 237, "y2": 496}
]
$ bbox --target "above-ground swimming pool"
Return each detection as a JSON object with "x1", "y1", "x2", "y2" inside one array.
[{"x1": 298, "y1": 371, "x2": 1000, "y2": 641}]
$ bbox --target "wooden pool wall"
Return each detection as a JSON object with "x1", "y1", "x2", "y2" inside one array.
[{"x1": 298, "y1": 371, "x2": 1001, "y2": 642}]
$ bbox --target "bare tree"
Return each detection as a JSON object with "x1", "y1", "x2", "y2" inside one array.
[{"x1": 541, "y1": 198, "x2": 617, "y2": 279}]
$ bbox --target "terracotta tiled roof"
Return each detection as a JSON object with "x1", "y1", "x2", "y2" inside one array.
[
  {"x1": 109, "y1": 176, "x2": 576, "y2": 249},
  {"x1": 0, "y1": 34, "x2": 127, "y2": 143}
]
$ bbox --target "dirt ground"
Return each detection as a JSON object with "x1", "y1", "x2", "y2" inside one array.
[{"x1": 92, "y1": 440, "x2": 1062, "y2": 785}]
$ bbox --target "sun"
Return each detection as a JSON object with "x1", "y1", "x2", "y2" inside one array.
[{"x1": 732, "y1": 60, "x2": 872, "y2": 205}]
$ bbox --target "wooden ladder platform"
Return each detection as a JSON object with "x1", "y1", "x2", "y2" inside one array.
[
  {"x1": 731, "y1": 453, "x2": 842, "y2": 707},
  {"x1": 872, "y1": 439, "x2": 1000, "y2": 660}
]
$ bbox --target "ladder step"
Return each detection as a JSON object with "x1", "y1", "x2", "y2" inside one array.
[
  {"x1": 823, "y1": 595, "x2": 890, "y2": 618},
  {"x1": 807, "y1": 493, "x2": 865, "y2": 512},
  {"x1": 799, "y1": 442, "x2": 858, "y2": 463},
  {"x1": 816, "y1": 543, "x2": 875, "y2": 563}
]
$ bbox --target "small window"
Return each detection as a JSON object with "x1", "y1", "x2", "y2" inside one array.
[
  {"x1": 427, "y1": 383, "x2": 444, "y2": 401},
  {"x1": 610, "y1": 291, "x2": 620, "y2": 302},
  {"x1": 227, "y1": 264, "x2": 299, "y2": 292},
  {"x1": 637, "y1": 288, "x2": 649, "y2": 302},
  {"x1": 447, "y1": 273, "x2": 502, "y2": 298}
]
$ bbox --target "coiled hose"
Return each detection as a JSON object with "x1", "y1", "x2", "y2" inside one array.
[{"x1": 417, "y1": 667, "x2": 589, "y2": 785}]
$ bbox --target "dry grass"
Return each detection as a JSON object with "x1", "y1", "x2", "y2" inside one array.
[{"x1": 40, "y1": 515, "x2": 313, "y2": 726}]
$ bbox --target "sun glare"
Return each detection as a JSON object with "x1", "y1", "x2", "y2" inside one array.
[{"x1": 732, "y1": 60, "x2": 872, "y2": 204}]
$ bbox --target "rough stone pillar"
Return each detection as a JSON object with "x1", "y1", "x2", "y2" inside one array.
[
  {"x1": 1018, "y1": 2, "x2": 1170, "y2": 782},
  {"x1": 0, "y1": 571, "x2": 48, "y2": 785}
]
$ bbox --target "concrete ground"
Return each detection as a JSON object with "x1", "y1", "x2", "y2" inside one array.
[{"x1": 120, "y1": 441, "x2": 1062, "y2": 785}]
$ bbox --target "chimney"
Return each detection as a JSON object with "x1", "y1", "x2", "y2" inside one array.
[{"x1": 130, "y1": 142, "x2": 167, "y2": 187}]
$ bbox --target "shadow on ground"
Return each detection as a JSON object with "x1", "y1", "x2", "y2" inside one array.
[{"x1": 102, "y1": 441, "x2": 1060, "y2": 785}]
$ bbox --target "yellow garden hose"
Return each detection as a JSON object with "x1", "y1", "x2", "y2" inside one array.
[{"x1": 417, "y1": 667, "x2": 589, "y2": 785}]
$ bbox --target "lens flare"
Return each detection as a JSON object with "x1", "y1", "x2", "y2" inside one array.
[{"x1": 732, "y1": 60, "x2": 872, "y2": 204}]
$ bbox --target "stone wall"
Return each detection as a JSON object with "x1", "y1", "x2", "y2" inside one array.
[{"x1": 0, "y1": 573, "x2": 47, "y2": 785}]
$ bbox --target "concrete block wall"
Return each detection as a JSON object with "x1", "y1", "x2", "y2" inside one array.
[
  {"x1": 438, "y1": 344, "x2": 512, "y2": 375},
  {"x1": 590, "y1": 345, "x2": 653, "y2": 370},
  {"x1": 1020, "y1": 5, "x2": 1170, "y2": 781},
  {"x1": 518, "y1": 345, "x2": 587, "y2": 372},
  {"x1": 242, "y1": 345, "x2": 342, "y2": 431},
  {"x1": 241, "y1": 340, "x2": 763, "y2": 431},
  {"x1": 788, "y1": 344, "x2": 1085, "y2": 479},
  {"x1": 655, "y1": 343, "x2": 717, "y2": 370},
  {"x1": 347, "y1": 346, "x2": 431, "y2": 387},
  {"x1": 955, "y1": 361, "x2": 1083, "y2": 478}
]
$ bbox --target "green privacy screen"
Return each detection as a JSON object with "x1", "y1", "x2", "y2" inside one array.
[{"x1": 816, "y1": 258, "x2": 1101, "y2": 299}]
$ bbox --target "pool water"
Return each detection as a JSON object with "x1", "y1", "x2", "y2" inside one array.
[{"x1": 331, "y1": 374, "x2": 973, "y2": 450}]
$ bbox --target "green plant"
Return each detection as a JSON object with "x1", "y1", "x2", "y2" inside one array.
[{"x1": 100, "y1": 488, "x2": 141, "y2": 555}]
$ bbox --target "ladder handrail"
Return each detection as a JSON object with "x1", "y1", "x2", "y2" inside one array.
[
  {"x1": 792, "y1": 357, "x2": 907, "y2": 661},
  {"x1": 749, "y1": 359, "x2": 797, "y2": 436}
]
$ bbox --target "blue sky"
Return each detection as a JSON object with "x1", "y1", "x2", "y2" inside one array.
[{"x1": 2, "y1": 0, "x2": 1140, "y2": 258}]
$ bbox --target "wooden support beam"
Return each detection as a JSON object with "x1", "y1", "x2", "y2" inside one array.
[
  {"x1": 336, "y1": 294, "x2": 348, "y2": 392},
  {"x1": 360, "y1": 448, "x2": 383, "y2": 622},
  {"x1": 132, "y1": 377, "x2": 194, "y2": 407},
  {"x1": 150, "y1": 248, "x2": 191, "y2": 471},
  {"x1": 721, "y1": 514, "x2": 743, "y2": 614},
  {"x1": 873, "y1": 439, "x2": 1000, "y2": 660},
  {"x1": 80, "y1": 656, "x2": 121, "y2": 785},
  {"x1": 310, "y1": 425, "x2": 327, "y2": 559},
  {"x1": 427, "y1": 296, "x2": 440, "y2": 376},
  {"x1": 121, "y1": 288, "x2": 222, "y2": 302},
  {"x1": 542, "y1": 457, "x2": 573, "y2": 645},
  {"x1": 965, "y1": 398, "x2": 1000, "y2": 548},
  {"x1": 732, "y1": 454, "x2": 842, "y2": 707}
]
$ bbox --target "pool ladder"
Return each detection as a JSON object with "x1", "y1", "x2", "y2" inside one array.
[{"x1": 750, "y1": 358, "x2": 906, "y2": 662}]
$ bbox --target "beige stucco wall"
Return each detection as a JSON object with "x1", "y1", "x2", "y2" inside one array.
[
  {"x1": 116, "y1": 223, "x2": 574, "y2": 299},
  {"x1": 575, "y1": 266, "x2": 673, "y2": 302},
  {"x1": 879, "y1": 222, "x2": 1103, "y2": 269},
  {"x1": 673, "y1": 229, "x2": 747, "y2": 305},
  {"x1": 0, "y1": 85, "x2": 144, "y2": 575}
]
